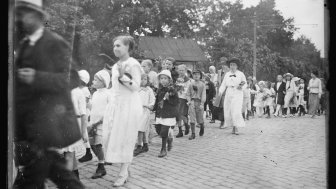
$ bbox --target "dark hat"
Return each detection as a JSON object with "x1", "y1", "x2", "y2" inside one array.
[
  {"x1": 227, "y1": 57, "x2": 241, "y2": 67},
  {"x1": 218, "y1": 57, "x2": 227, "y2": 65},
  {"x1": 98, "y1": 53, "x2": 116, "y2": 66}
]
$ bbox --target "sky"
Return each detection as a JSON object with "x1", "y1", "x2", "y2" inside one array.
[{"x1": 225, "y1": 0, "x2": 326, "y2": 57}]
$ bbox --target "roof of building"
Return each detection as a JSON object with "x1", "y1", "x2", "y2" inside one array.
[{"x1": 138, "y1": 36, "x2": 207, "y2": 62}]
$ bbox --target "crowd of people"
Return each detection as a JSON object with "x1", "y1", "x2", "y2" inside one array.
[{"x1": 12, "y1": 0, "x2": 327, "y2": 188}]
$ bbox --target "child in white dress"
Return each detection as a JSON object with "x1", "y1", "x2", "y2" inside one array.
[
  {"x1": 254, "y1": 81, "x2": 266, "y2": 118},
  {"x1": 134, "y1": 74, "x2": 156, "y2": 156},
  {"x1": 88, "y1": 70, "x2": 111, "y2": 179},
  {"x1": 264, "y1": 81, "x2": 275, "y2": 118}
]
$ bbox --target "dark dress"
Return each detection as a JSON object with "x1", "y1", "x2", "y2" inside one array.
[
  {"x1": 14, "y1": 29, "x2": 83, "y2": 189},
  {"x1": 212, "y1": 70, "x2": 226, "y2": 121},
  {"x1": 274, "y1": 82, "x2": 286, "y2": 105},
  {"x1": 204, "y1": 80, "x2": 216, "y2": 114}
]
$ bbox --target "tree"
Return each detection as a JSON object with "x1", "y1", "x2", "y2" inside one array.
[{"x1": 41, "y1": 0, "x2": 324, "y2": 82}]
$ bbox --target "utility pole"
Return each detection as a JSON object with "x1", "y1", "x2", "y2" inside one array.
[{"x1": 253, "y1": 12, "x2": 257, "y2": 79}]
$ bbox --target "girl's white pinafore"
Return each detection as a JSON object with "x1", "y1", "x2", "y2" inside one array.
[{"x1": 138, "y1": 86, "x2": 156, "y2": 132}]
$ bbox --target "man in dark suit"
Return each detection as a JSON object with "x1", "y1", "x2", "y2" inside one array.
[
  {"x1": 13, "y1": 0, "x2": 84, "y2": 188},
  {"x1": 273, "y1": 74, "x2": 286, "y2": 117}
]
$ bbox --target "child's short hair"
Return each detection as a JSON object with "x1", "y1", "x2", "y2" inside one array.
[
  {"x1": 141, "y1": 73, "x2": 151, "y2": 87},
  {"x1": 177, "y1": 64, "x2": 187, "y2": 70},
  {"x1": 164, "y1": 57, "x2": 176, "y2": 65},
  {"x1": 142, "y1": 59, "x2": 153, "y2": 68}
]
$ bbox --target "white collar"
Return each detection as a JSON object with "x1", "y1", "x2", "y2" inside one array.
[{"x1": 27, "y1": 27, "x2": 44, "y2": 46}]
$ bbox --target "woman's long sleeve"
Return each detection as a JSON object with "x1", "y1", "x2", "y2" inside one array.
[{"x1": 119, "y1": 64, "x2": 142, "y2": 92}]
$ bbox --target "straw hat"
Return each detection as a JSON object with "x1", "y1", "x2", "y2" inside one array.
[{"x1": 283, "y1": 73, "x2": 294, "y2": 78}]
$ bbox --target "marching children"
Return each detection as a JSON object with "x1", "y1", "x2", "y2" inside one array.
[
  {"x1": 186, "y1": 70, "x2": 206, "y2": 140},
  {"x1": 134, "y1": 74, "x2": 156, "y2": 156},
  {"x1": 88, "y1": 70, "x2": 111, "y2": 179},
  {"x1": 153, "y1": 70, "x2": 179, "y2": 158}
]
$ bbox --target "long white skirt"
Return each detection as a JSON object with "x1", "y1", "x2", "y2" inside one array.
[
  {"x1": 103, "y1": 94, "x2": 142, "y2": 163},
  {"x1": 224, "y1": 87, "x2": 245, "y2": 128}
]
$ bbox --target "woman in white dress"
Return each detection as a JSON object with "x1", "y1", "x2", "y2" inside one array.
[
  {"x1": 218, "y1": 58, "x2": 247, "y2": 135},
  {"x1": 102, "y1": 35, "x2": 143, "y2": 187}
]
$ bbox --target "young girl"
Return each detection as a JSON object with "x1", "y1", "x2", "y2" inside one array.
[
  {"x1": 186, "y1": 70, "x2": 206, "y2": 140},
  {"x1": 283, "y1": 73, "x2": 297, "y2": 118},
  {"x1": 88, "y1": 70, "x2": 111, "y2": 179},
  {"x1": 254, "y1": 81, "x2": 266, "y2": 118},
  {"x1": 134, "y1": 74, "x2": 156, "y2": 156},
  {"x1": 288, "y1": 77, "x2": 300, "y2": 117},
  {"x1": 62, "y1": 71, "x2": 88, "y2": 180},
  {"x1": 264, "y1": 81, "x2": 275, "y2": 118},
  {"x1": 77, "y1": 70, "x2": 94, "y2": 163},
  {"x1": 153, "y1": 70, "x2": 179, "y2": 158}
]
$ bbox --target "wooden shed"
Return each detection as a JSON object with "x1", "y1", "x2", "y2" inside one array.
[{"x1": 138, "y1": 36, "x2": 208, "y2": 71}]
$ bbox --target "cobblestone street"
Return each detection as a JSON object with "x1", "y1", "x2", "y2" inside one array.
[{"x1": 48, "y1": 115, "x2": 326, "y2": 189}]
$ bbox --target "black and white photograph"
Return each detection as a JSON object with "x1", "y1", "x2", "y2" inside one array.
[{"x1": 8, "y1": 0, "x2": 328, "y2": 188}]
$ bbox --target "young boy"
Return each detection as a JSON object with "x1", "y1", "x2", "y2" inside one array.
[
  {"x1": 175, "y1": 64, "x2": 192, "y2": 138},
  {"x1": 88, "y1": 70, "x2": 111, "y2": 179},
  {"x1": 161, "y1": 57, "x2": 178, "y2": 83},
  {"x1": 186, "y1": 70, "x2": 206, "y2": 140}
]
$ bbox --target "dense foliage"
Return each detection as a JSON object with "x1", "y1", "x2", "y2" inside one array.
[{"x1": 42, "y1": 0, "x2": 326, "y2": 82}]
